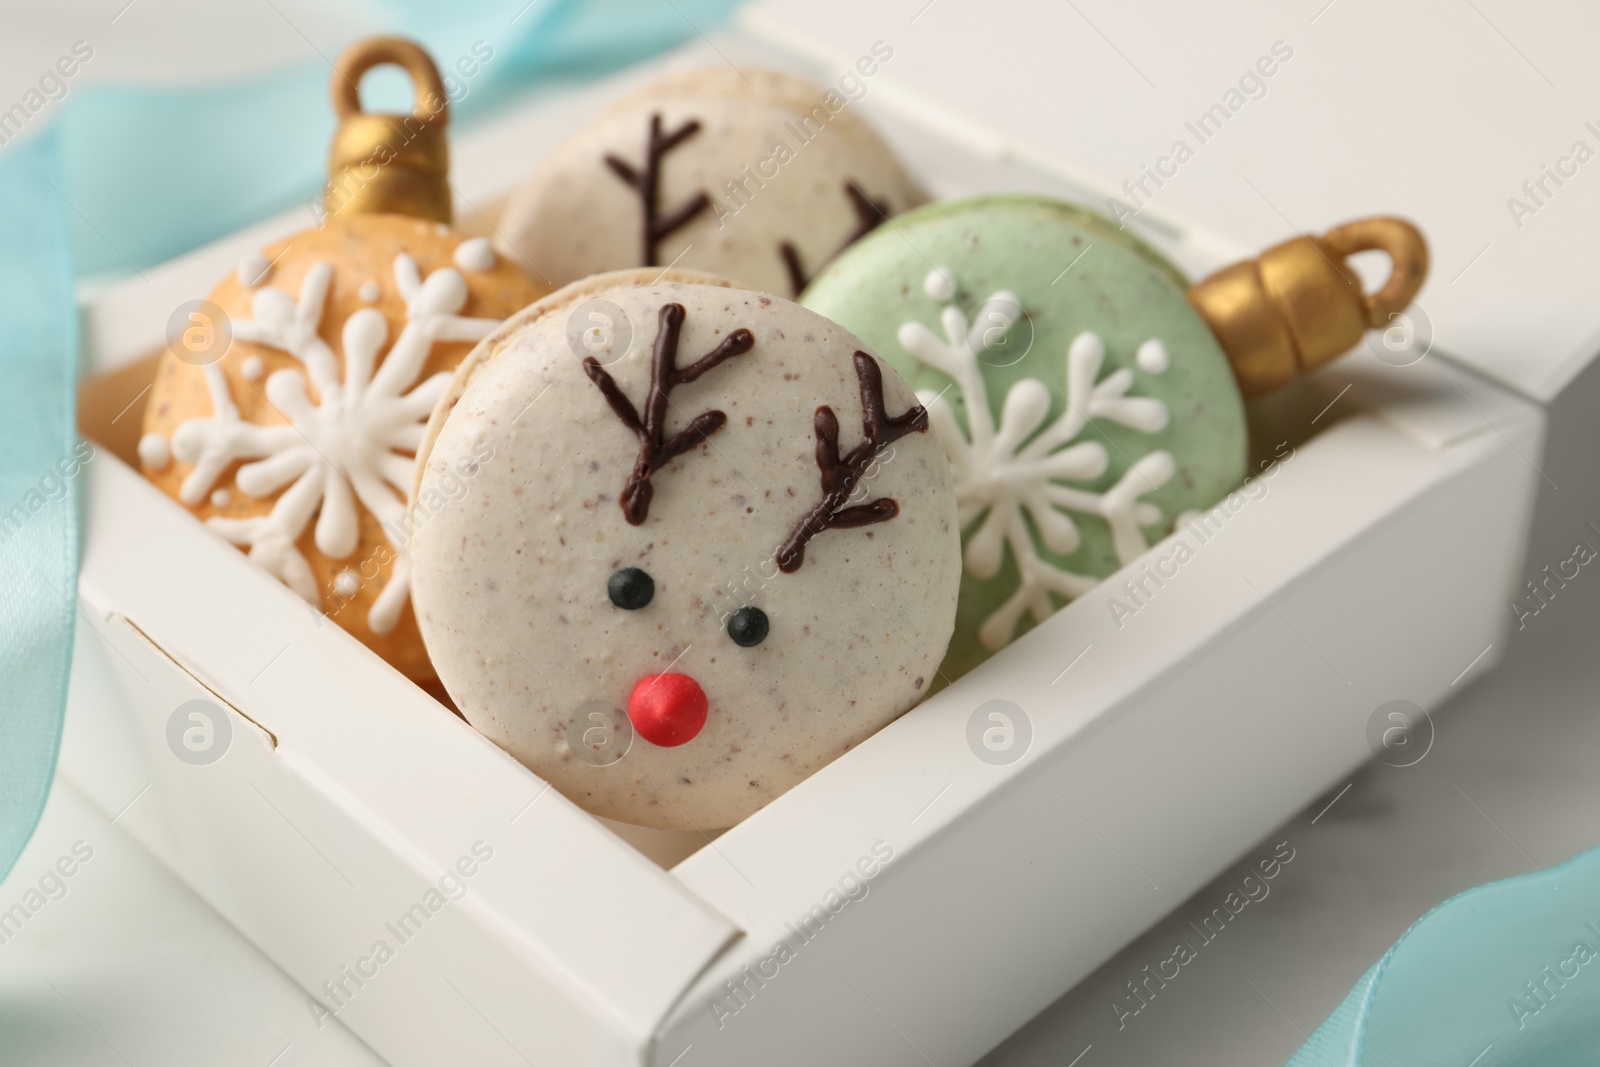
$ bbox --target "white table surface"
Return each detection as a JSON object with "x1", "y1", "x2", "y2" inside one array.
[{"x1": 5, "y1": 3, "x2": 1600, "y2": 1065}]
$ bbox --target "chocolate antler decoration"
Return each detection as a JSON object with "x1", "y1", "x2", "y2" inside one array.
[
  {"x1": 583, "y1": 303, "x2": 754, "y2": 524},
  {"x1": 777, "y1": 352, "x2": 927, "y2": 572},
  {"x1": 604, "y1": 114, "x2": 712, "y2": 266},
  {"x1": 779, "y1": 181, "x2": 889, "y2": 296}
]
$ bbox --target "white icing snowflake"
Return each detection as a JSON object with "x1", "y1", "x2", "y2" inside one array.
[
  {"x1": 899, "y1": 268, "x2": 1176, "y2": 651},
  {"x1": 164, "y1": 254, "x2": 500, "y2": 635}
]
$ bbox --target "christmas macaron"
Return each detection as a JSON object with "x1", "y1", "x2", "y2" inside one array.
[
  {"x1": 409, "y1": 269, "x2": 961, "y2": 829},
  {"x1": 497, "y1": 65, "x2": 923, "y2": 298},
  {"x1": 802, "y1": 196, "x2": 1248, "y2": 680},
  {"x1": 140, "y1": 37, "x2": 549, "y2": 684},
  {"x1": 140, "y1": 216, "x2": 546, "y2": 682}
]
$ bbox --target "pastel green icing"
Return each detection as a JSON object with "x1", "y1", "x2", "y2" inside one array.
[{"x1": 801, "y1": 195, "x2": 1246, "y2": 682}]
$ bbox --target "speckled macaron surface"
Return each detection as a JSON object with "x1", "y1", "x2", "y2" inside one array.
[
  {"x1": 410, "y1": 270, "x2": 960, "y2": 830},
  {"x1": 497, "y1": 65, "x2": 923, "y2": 299},
  {"x1": 802, "y1": 196, "x2": 1247, "y2": 680}
]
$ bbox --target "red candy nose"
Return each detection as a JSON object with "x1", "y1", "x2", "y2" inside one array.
[{"x1": 628, "y1": 673, "x2": 708, "y2": 747}]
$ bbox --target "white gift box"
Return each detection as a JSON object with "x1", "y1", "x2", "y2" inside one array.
[{"x1": 60, "y1": 4, "x2": 1568, "y2": 1064}]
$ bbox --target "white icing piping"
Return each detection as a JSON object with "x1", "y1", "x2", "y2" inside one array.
[
  {"x1": 237, "y1": 251, "x2": 271, "y2": 288},
  {"x1": 452, "y1": 236, "x2": 495, "y2": 273},
  {"x1": 168, "y1": 254, "x2": 501, "y2": 636},
  {"x1": 1136, "y1": 338, "x2": 1169, "y2": 374},
  {"x1": 138, "y1": 432, "x2": 171, "y2": 470},
  {"x1": 900, "y1": 267, "x2": 1174, "y2": 651}
]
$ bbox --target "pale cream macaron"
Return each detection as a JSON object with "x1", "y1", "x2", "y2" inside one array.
[
  {"x1": 409, "y1": 269, "x2": 960, "y2": 829},
  {"x1": 496, "y1": 66, "x2": 925, "y2": 299}
]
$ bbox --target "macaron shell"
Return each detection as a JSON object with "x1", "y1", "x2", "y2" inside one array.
[
  {"x1": 140, "y1": 215, "x2": 547, "y2": 682},
  {"x1": 802, "y1": 195, "x2": 1248, "y2": 680},
  {"x1": 410, "y1": 273, "x2": 960, "y2": 829},
  {"x1": 414, "y1": 266, "x2": 742, "y2": 494},
  {"x1": 497, "y1": 66, "x2": 924, "y2": 298}
]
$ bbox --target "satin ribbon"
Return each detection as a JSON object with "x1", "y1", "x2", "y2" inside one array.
[
  {"x1": 1291, "y1": 843, "x2": 1600, "y2": 1066},
  {"x1": 0, "y1": 129, "x2": 78, "y2": 882}
]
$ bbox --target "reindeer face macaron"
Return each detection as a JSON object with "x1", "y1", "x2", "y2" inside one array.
[
  {"x1": 409, "y1": 270, "x2": 961, "y2": 829},
  {"x1": 496, "y1": 66, "x2": 925, "y2": 299}
]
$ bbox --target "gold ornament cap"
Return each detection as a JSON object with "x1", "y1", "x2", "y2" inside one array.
[
  {"x1": 326, "y1": 37, "x2": 452, "y2": 224},
  {"x1": 1189, "y1": 217, "x2": 1429, "y2": 398}
]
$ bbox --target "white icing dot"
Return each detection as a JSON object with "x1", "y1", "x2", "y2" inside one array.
[
  {"x1": 240, "y1": 355, "x2": 264, "y2": 380},
  {"x1": 1136, "y1": 339, "x2": 1170, "y2": 375},
  {"x1": 923, "y1": 267, "x2": 957, "y2": 302},
  {"x1": 334, "y1": 570, "x2": 361, "y2": 598},
  {"x1": 453, "y1": 237, "x2": 495, "y2": 273},
  {"x1": 138, "y1": 433, "x2": 171, "y2": 470},
  {"x1": 359, "y1": 280, "x2": 382, "y2": 303},
  {"x1": 237, "y1": 251, "x2": 271, "y2": 288},
  {"x1": 210, "y1": 488, "x2": 231, "y2": 508}
]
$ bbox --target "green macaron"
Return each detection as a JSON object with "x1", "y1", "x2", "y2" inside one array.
[{"x1": 802, "y1": 195, "x2": 1247, "y2": 681}]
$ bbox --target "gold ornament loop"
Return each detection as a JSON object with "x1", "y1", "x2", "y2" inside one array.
[
  {"x1": 330, "y1": 36, "x2": 449, "y2": 126},
  {"x1": 1321, "y1": 216, "x2": 1429, "y2": 329},
  {"x1": 1188, "y1": 216, "x2": 1430, "y2": 398},
  {"x1": 325, "y1": 36, "x2": 452, "y2": 225}
]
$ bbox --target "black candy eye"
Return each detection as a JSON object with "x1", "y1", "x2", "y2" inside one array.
[
  {"x1": 608, "y1": 567, "x2": 654, "y2": 610},
  {"x1": 727, "y1": 606, "x2": 769, "y2": 647}
]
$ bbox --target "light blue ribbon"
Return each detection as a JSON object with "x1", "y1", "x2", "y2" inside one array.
[
  {"x1": 0, "y1": 0, "x2": 742, "y2": 882},
  {"x1": 1292, "y1": 843, "x2": 1600, "y2": 1064},
  {"x1": 0, "y1": 128, "x2": 79, "y2": 883}
]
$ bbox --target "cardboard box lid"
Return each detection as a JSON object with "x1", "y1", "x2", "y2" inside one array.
[{"x1": 740, "y1": 0, "x2": 1600, "y2": 403}]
